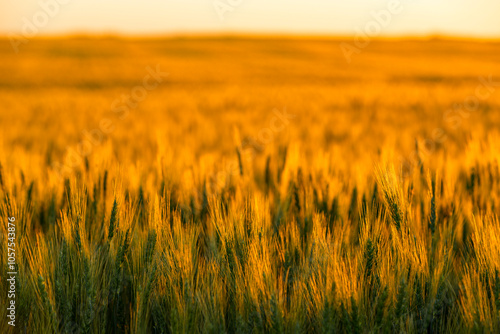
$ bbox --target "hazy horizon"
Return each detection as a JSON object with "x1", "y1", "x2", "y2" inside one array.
[{"x1": 2, "y1": 0, "x2": 500, "y2": 38}]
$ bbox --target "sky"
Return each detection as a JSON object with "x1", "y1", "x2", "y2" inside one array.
[{"x1": 1, "y1": 0, "x2": 500, "y2": 38}]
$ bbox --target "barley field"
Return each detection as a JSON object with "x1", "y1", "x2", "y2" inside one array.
[{"x1": 1, "y1": 37, "x2": 500, "y2": 333}]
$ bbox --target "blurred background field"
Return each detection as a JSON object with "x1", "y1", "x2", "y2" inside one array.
[{"x1": 0, "y1": 37, "x2": 500, "y2": 190}]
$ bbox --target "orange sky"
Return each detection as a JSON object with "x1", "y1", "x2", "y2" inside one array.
[{"x1": 1, "y1": 0, "x2": 499, "y2": 37}]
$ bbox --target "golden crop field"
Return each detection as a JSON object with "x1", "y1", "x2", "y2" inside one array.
[{"x1": 1, "y1": 37, "x2": 500, "y2": 333}]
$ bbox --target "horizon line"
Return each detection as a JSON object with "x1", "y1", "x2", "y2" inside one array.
[{"x1": 1, "y1": 31, "x2": 500, "y2": 43}]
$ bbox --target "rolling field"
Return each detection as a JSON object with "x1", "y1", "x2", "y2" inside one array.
[{"x1": 1, "y1": 37, "x2": 500, "y2": 333}]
